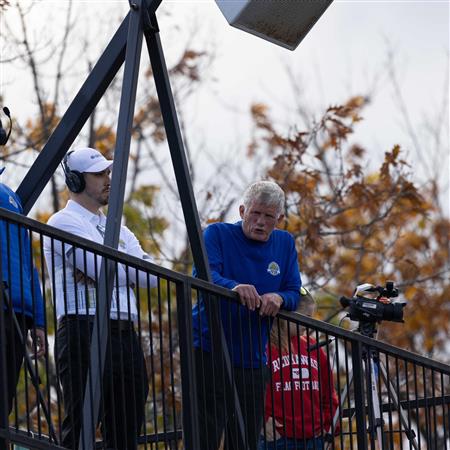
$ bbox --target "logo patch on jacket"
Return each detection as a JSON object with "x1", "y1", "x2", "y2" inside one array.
[
  {"x1": 267, "y1": 261, "x2": 280, "y2": 276},
  {"x1": 8, "y1": 195, "x2": 18, "y2": 209}
]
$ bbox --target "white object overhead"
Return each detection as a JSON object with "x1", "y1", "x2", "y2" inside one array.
[{"x1": 215, "y1": 0, "x2": 333, "y2": 51}]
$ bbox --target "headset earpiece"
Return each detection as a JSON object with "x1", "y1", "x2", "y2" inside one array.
[
  {"x1": 0, "y1": 120, "x2": 7, "y2": 146},
  {"x1": 62, "y1": 152, "x2": 85, "y2": 193},
  {"x1": 65, "y1": 169, "x2": 85, "y2": 193},
  {"x1": 0, "y1": 107, "x2": 12, "y2": 146}
]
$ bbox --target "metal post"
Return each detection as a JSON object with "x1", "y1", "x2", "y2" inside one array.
[
  {"x1": 175, "y1": 280, "x2": 200, "y2": 450},
  {"x1": 351, "y1": 340, "x2": 368, "y2": 450},
  {"x1": 143, "y1": 13, "x2": 248, "y2": 449},
  {"x1": 78, "y1": 2, "x2": 144, "y2": 448}
]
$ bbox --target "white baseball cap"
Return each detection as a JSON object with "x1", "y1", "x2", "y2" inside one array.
[{"x1": 66, "y1": 147, "x2": 113, "y2": 173}]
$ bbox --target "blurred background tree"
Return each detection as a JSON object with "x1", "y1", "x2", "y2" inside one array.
[{"x1": 247, "y1": 96, "x2": 449, "y2": 362}]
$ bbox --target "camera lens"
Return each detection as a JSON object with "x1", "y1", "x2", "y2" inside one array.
[{"x1": 382, "y1": 302, "x2": 406, "y2": 322}]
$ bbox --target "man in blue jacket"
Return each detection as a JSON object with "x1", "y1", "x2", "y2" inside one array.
[
  {"x1": 192, "y1": 180, "x2": 301, "y2": 450},
  {"x1": 0, "y1": 170, "x2": 45, "y2": 450}
]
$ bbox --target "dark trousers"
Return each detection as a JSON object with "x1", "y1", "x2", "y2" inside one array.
[
  {"x1": 0, "y1": 313, "x2": 28, "y2": 450},
  {"x1": 56, "y1": 317, "x2": 149, "y2": 450},
  {"x1": 195, "y1": 348, "x2": 268, "y2": 450}
]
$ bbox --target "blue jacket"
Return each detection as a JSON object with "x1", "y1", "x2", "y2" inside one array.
[
  {"x1": 0, "y1": 183, "x2": 44, "y2": 327},
  {"x1": 193, "y1": 221, "x2": 301, "y2": 368}
]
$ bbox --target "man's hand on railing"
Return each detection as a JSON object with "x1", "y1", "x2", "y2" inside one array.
[
  {"x1": 232, "y1": 284, "x2": 261, "y2": 311},
  {"x1": 29, "y1": 327, "x2": 46, "y2": 358},
  {"x1": 259, "y1": 293, "x2": 283, "y2": 317}
]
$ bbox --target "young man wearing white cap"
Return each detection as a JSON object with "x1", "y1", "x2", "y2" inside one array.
[{"x1": 43, "y1": 147, "x2": 155, "y2": 450}]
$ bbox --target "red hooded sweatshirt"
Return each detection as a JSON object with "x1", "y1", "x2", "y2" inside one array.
[{"x1": 265, "y1": 335, "x2": 339, "y2": 439}]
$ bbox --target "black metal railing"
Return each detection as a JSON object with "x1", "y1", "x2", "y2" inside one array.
[
  {"x1": 259, "y1": 313, "x2": 450, "y2": 450},
  {"x1": 190, "y1": 283, "x2": 450, "y2": 450},
  {"x1": 0, "y1": 207, "x2": 193, "y2": 450},
  {"x1": 1, "y1": 207, "x2": 449, "y2": 450}
]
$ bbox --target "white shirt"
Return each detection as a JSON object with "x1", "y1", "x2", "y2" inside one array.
[{"x1": 44, "y1": 200, "x2": 156, "y2": 320}]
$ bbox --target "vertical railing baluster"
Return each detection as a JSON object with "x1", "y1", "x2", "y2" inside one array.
[
  {"x1": 175, "y1": 279, "x2": 200, "y2": 450},
  {"x1": 166, "y1": 280, "x2": 178, "y2": 447},
  {"x1": 351, "y1": 340, "x2": 368, "y2": 450},
  {"x1": 385, "y1": 355, "x2": 394, "y2": 449},
  {"x1": 49, "y1": 237, "x2": 63, "y2": 444}
]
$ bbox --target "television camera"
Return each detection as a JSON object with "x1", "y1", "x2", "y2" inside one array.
[
  {"x1": 330, "y1": 282, "x2": 418, "y2": 450},
  {"x1": 340, "y1": 281, "x2": 406, "y2": 337}
]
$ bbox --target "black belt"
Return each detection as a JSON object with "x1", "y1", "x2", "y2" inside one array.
[{"x1": 58, "y1": 315, "x2": 134, "y2": 331}]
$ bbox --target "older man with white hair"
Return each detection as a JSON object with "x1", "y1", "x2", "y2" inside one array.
[{"x1": 192, "y1": 180, "x2": 302, "y2": 450}]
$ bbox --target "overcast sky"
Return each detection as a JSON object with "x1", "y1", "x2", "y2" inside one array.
[
  {"x1": 168, "y1": 0, "x2": 449, "y2": 216},
  {"x1": 1, "y1": 1, "x2": 448, "y2": 219}
]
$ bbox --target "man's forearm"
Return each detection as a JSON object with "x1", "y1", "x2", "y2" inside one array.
[
  {"x1": 276, "y1": 290, "x2": 300, "y2": 310},
  {"x1": 210, "y1": 270, "x2": 238, "y2": 290}
]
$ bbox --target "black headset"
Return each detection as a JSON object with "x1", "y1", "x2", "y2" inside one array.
[
  {"x1": 61, "y1": 151, "x2": 85, "y2": 193},
  {"x1": 0, "y1": 107, "x2": 12, "y2": 146}
]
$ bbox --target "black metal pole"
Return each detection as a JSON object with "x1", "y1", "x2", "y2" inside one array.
[
  {"x1": 351, "y1": 340, "x2": 368, "y2": 450},
  {"x1": 78, "y1": 2, "x2": 144, "y2": 448},
  {"x1": 175, "y1": 280, "x2": 200, "y2": 450},
  {"x1": 143, "y1": 13, "x2": 248, "y2": 449}
]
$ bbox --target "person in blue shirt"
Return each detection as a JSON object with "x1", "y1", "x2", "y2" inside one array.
[
  {"x1": 192, "y1": 180, "x2": 301, "y2": 450},
  {"x1": 0, "y1": 170, "x2": 45, "y2": 450}
]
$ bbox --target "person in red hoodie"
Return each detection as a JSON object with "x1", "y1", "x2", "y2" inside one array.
[{"x1": 260, "y1": 288, "x2": 339, "y2": 450}]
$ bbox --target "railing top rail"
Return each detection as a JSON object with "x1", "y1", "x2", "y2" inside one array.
[
  {"x1": 276, "y1": 309, "x2": 450, "y2": 373},
  {"x1": 0, "y1": 206, "x2": 185, "y2": 282},
  {"x1": 2, "y1": 206, "x2": 449, "y2": 373},
  {"x1": 0, "y1": 207, "x2": 245, "y2": 297}
]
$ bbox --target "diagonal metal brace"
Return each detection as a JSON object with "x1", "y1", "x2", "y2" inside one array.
[{"x1": 16, "y1": 1, "x2": 162, "y2": 214}]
